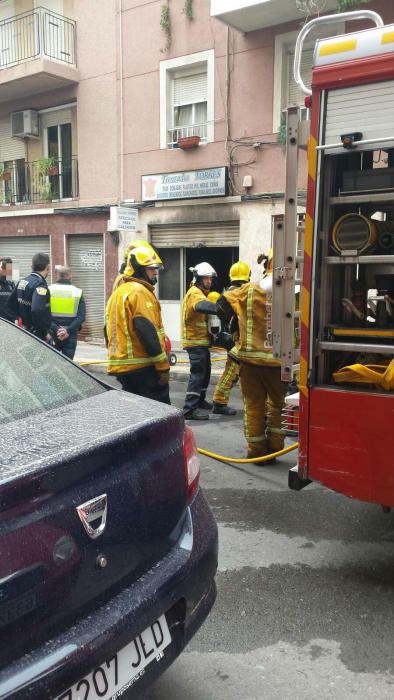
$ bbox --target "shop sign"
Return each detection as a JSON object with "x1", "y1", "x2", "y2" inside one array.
[
  {"x1": 142, "y1": 167, "x2": 227, "y2": 201},
  {"x1": 109, "y1": 206, "x2": 139, "y2": 231}
]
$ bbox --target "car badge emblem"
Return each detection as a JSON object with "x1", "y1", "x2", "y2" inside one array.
[{"x1": 76, "y1": 494, "x2": 108, "y2": 540}]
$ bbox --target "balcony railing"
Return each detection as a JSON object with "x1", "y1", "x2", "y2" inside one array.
[
  {"x1": 168, "y1": 123, "x2": 208, "y2": 149},
  {"x1": 0, "y1": 158, "x2": 79, "y2": 205},
  {"x1": 0, "y1": 7, "x2": 76, "y2": 69}
]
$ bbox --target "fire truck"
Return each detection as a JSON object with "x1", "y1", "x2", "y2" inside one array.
[{"x1": 273, "y1": 10, "x2": 394, "y2": 507}]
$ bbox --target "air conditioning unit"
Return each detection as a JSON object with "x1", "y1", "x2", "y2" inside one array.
[{"x1": 11, "y1": 110, "x2": 39, "y2": 138}]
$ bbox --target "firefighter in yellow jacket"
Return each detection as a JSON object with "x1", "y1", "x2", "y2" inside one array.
[
  {"x1": 106, "y1": 246, "x2": 170, "y2": 404},
  {"x1": 212, "y1": 260, "x2": 251, "y2": 416},
  {"x1": 182, "y1": 262, "x2": 218, "y2": 420},
  {"x1": 217, "y1": 252, "x2": 287, "y2": 463}
]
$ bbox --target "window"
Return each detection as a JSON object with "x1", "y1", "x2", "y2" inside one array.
[
  {"x1": 160, "y1": 50, "x2": 214, "y2": 150},
  {"x1": 1, "y1": 158, "x2": 26, "y2": 204},
  {"x1": 156, "y1": 247, "x2": 181, "y2": 300},
  {"x1": 273, "y1": 24, "x2": 344, "y2": 133},
  {"x1": 0, "y1": 321, "x2": 106, "y2": 424}
]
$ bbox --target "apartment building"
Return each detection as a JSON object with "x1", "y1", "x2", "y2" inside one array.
[{"x1": 0, "y1": 0, "x2": 392, "y2": 339}]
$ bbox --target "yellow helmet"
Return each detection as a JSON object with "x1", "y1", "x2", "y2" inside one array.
[
  {"x1": 229, "y1": 261, "x2": 251, "y2": 282},
  {"x1": 207, "y1": 291, "x2": 220, "y2": 302},
  {"x1": 123, "y1": 239, "x2": 154, "y2": 262},
  {"x1": 125, "y1": 246, "x2": 163, "y2": 277}
]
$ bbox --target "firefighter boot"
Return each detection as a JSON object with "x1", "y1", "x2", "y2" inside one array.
[{"x1": 212, "y1": 403, "x2": 237, "y2": 415}]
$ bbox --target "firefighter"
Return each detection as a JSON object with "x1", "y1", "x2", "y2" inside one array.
[
  {"x1": 182, "y1": 262, "x2": 218, "y2": 420},
  {"x1": 106, "y1": 246, "x2": 170, "y2": 404},
  {"x1": 112, "y1": 240, "x2": 155, "y2": 291},
  {"x1": 217, "y1": 251, "x2": 287, "y2": 463},
  {"x1": 212, "y1": 261, "x2": 251, "y2": 416},
  {"x1": 0, "y1": 257, "x2": 17, "y2": 323},
  {"x1": 9, "y1": 252, "x2": 53, "y2": 342},
  {"x1": 49, "y1": 265, "x2": 86, "y2": 360}
]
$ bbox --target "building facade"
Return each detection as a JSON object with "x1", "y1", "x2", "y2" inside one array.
[{"x1": 0, "y1": 0, "x2": 392, "y2": 339}]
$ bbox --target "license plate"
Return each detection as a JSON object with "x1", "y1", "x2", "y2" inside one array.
[{"x1": 56, "y1": 615, "x2": 171, "y2": 700}]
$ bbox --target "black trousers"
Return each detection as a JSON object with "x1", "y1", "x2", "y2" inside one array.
[
  {"x1": 117, "y1": 366, "x2": 170, "y2": 405},
  {"x1": 183, "y1": 346, "x2": 211, "y2": 413}
]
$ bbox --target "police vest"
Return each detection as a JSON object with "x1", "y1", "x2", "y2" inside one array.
[{"x1": 49, "y1": 283, "x2": 82, "y2": 319}]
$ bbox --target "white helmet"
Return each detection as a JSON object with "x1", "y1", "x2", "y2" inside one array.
[
  {"x1": 260, "y1": 275, "x2": 273, "y2": 293},
  {"x1": 190, "y1": 262, "x2": 217, "y2": 279}
]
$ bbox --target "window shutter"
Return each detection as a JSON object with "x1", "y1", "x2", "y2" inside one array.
[
  {"x1": 173, "y1": 72, "x2": 207, "y2": 106},
  {"x1": 41, "y1": 108, "x2": 73, "y2": 129},
  {"x1": 287, "y1": 48, "x2": 313, "y2": 107},
  {"x1": 0, "y1": 118, "x2": 25, "y2": 162}
]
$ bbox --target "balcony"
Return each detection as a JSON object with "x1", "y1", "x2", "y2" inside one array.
[
  {"x1": 168, "y1": 123, "x2": 207, "y2": 149},
  {"x1": 210, "y1": 0, "x2": 337, "y2": 32},
  {"x1": 0, "y1": 7, "x2": 78, "y2": 101},
  {"x1": 0, "y1": 158, "x2": 79, "y2": 206}
]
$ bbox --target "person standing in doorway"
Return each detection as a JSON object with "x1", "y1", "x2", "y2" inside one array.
[
  {"x1": 8, "y1": 252, "x2": 53, "y2": 342},
  {"x1": 0, "y1": 257, "x2": 17, "y2": 323},
  {"x1": 49, "y1": 265, "x2": 86, "y2": 360},
  {"x1": 212, "y1": 261, "x2": 251, "y2": 416},
  {"x1": 182, "y1": 262, "x2": 218, "y2": 420},
  {"x1": 106, "y1": 246, "x2": 170, "y2": 404}
]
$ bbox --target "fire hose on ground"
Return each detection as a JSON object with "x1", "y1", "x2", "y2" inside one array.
[{"x1": 77, "y1": 358, "x2": 299, "y2": 465}]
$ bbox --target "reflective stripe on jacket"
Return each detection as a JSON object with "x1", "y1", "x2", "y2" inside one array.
[
  {"x1": 223, "y1": 283, "x2": 280, "y2": 367},
  {"x1": 182, "y1": 285, "x2": 210, "y2": 349},
  {"x1": 106, "y1": 277, "x2": 168, "y2": 374},
  {"x1": 49, "y1": 283, "x2": 82, "y2": 318}
]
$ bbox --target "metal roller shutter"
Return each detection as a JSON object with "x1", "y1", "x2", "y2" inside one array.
[
  {"x1": 68, "y1": 235, "x2": 104, "y2": 341},
  {"x1": 325, "y1": 80, "x2": 394, "y2": 147},
  {"x1": 0, "y1": 235, "x2": 50, "y2": 280},
  {"x1": 150, "y1": 221, "x2": 239, "y2": 247},
  {"x1": 0, "y1": 117, "x2": 25, "y2": 162}
]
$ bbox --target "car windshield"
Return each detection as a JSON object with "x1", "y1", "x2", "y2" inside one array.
[{"x1": 0, "y1": 321, "x2": 107, "y2": 424}]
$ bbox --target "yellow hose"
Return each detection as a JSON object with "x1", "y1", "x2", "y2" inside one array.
[{"x1": 197, "y1": 442, "x2": 298, "y2": 464}]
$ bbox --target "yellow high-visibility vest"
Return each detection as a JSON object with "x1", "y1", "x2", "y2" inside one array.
[{"x1": 49, "y1": 283, "x2": 82, "y2": 318}]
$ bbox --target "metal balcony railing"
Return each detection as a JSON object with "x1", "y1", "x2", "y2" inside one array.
[
  {"x1": 0, "y1": 158, "x2": 79, "y2": 205},
  {"x1": 0, "y1": 7, "x2": 76, "y2": 69},
  {"x1": 167, "y1": 123, "x2": 208, "y2": 149}
]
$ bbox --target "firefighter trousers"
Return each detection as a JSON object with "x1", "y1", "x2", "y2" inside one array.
[
  {"x1": 183, "y1": 346, "x2": 211, "y2": 413},
  {"x1": 213, "y1": 355, "x2": 239, "y2": 406},
  {"x1": 239, "y1": 362, "x2": 287, "y2": 458}
]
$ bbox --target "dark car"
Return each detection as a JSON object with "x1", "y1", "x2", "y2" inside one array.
[{"x1": 0, "y1": 319, "x2": 218, "y2": 699}]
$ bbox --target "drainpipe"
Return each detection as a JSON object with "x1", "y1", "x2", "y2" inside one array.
[{"x1": 119, "y1": 0, "x2": 124, "y2": 204}]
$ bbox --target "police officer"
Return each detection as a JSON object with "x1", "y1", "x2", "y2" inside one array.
[
  {"x1": 8, "y1": 252, "x2": 53, "y2": 341},
  {"x1": 0, "y1": 257, "x2": 17, "y2": 322},
  {"x1": 106, "y1": 246, "x2": 170, "y2": 404},
  {"x1": 49, "y1": 265, "x2": 86, "y2": 359},
  {"x1": 182, "y1": 262, "x2": 218, "y2": 420}
]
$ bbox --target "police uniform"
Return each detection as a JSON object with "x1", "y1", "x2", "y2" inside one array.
[
  {"x1": 0, "y1": 277, "x2": 16, "y2": 322},
  {"x1": 49, "y1": 279, "x2": 86, "y2": 359},
  {"x1": 9, "y1": 272, "x2": 52, "y2": 341},
  {"x1": 218, "y1": 282, "x2": 287, "y2": 459},
  {"x1": 106, "y1": 276, "x2": 170, "y2": 404}
]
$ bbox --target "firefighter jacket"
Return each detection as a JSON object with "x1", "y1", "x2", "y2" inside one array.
[
  {"x1": 218, "y1": 282, "x2": 280, "y2": 367},
  {"x1": 112, "y1": 272, "x2": 125, "y2": 292},
  {"x1": 181, "y1": 285, "x2": 212, "y2": 349},
  {"x1": 106, "y1": 276, "x2": 169, "y2": 375},
  {"x1": 9, "y1": 272, "x2": 52, "y2": 340},
  {"x1": 49, "y1": 280, "x2": 86, "y2": 334},
  {"x1": 0, "y1": 277, "x2": 16, "y2": 322}
]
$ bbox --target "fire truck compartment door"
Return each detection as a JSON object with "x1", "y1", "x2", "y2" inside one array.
[{"x1": 308, "y1": 387, "x2": 394, "y2": 506}]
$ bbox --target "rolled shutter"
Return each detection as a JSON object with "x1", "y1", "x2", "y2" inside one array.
[
  {"x1": 0, "y1": 235, "x2": 50, "y2": 280},
  {"x1": 68, "y1": 235, "x2": 104, "y2": 340},
  {"x1": 150, "y1": 221, "x2": 239, "y2": 247},
  {"x1": 0, "y1": 118, "x2": 25, "y2": 162},
  {"x1": 287, "y1": 48, "x2": 313, "y2": 107},
  {"x1": 41, "y1": 108, "x2": 73, "y2": 129},
  {"x1": 173, "y1": 73, "x2": 207, "y2": 106}
]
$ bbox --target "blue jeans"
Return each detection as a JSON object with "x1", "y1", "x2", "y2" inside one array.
[{"x1": 57, "y1": 333, "x2": 78, "y2": 360}]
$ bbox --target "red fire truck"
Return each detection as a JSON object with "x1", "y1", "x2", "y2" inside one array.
[{"x1": 274, "y1": 10, "x2": 394, "y2": 507}]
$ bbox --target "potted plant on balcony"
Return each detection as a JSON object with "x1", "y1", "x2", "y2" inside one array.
[
  {"x1": 37, "y1": 157, "x2": 58, "y2": 177},
  {"x1": 0, "y1": 165, "x2": 12, "y2": 181},
  {"x1": 177, "y1": 135, "x2": 201, "y2": 150}
]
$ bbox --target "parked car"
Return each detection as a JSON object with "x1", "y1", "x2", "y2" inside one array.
[{"x1": 0, "y1": 319, "x2": 218, "y2": 699}]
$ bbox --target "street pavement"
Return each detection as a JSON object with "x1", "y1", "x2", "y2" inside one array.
[{"x1": 87, "y1": 366, "x2": 394, "y2": 699}]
